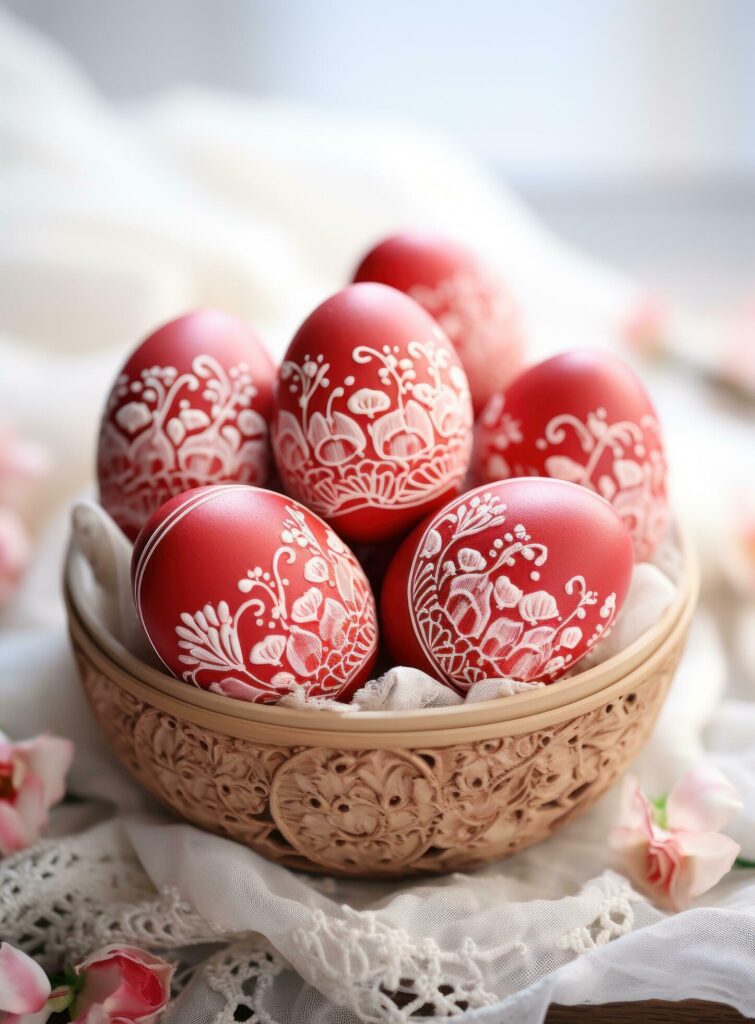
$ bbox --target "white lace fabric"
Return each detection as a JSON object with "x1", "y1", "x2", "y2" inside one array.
[
  {"x1": 1, "y1": 9, "x2": 754, "y2": 1022},
  {"x1": 0, "y1": 817, "x2": 661, "y2": 1023}
]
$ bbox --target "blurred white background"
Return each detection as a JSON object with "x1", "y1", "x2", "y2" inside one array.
[
  {"x1": 3, "y1": 0, "x2": 754, "y2": 304},
  {"x1": 4, "y1": 0, "x2": 755, "y2": 185}
]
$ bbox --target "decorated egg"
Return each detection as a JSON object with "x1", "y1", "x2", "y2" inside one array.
[
  {"x1": 271, "y1": 282, "x2": 473, "y2": 543},
  {"x1": 352, "y1": 232, "x2": 523, "y2": 412},
  {"x1": 473, "y1": 350, "x2": 669, "y2": 561},
  {"x1": 132, "y1": 484, "x2": 378, "y2": 703},
  {"x1": 381, "y1": 478, "x2": 634, "y2": 691},
  {"x1": 98, "y1": 310, "x2": 276, "y2": 541}
]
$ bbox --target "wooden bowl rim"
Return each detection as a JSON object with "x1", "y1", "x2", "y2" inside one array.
[
  {"x1": 64, "y1": 522, "x2": 698, "y2": 737},
  {"x1": 68, "y1": 571, "x2": 697, "y2": 749}
]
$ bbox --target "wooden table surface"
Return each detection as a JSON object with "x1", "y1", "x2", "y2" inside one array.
[{"x1": 547, "y1": 1001, "x2": 753, "y2": 1022}]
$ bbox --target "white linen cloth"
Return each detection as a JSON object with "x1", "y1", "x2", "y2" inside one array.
[{"x1": 1, "y1": 10, "x2": 754, "y2": 1022}]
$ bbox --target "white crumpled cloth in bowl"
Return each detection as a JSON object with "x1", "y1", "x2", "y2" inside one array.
[{"x1": 1, "y1": 10, "x2": 754, "y2": 1023}]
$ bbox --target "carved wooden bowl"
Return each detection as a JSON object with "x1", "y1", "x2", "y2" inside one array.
[{"x1": 64, "y1": 539, "x2": 698, "y2": 878}]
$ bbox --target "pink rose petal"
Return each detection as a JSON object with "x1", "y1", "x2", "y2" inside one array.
[
  {"x1": 666, "y1": 765, "x2": 743, "y2": 834},
  {"x1": 0, "y1": 943, "x2": 50, "y2": 1014}
]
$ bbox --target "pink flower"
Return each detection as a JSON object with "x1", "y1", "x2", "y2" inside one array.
[
  {"x1": 0, "y1": 424, "x2": 48, "y2": 512},
  {"x1": 622, "y1": 294, "x2": 667, "y2": 358},
  {"x1": 0, "y1": 732, "x2": 74, "y2": 855},
  {"x1": 609, "y1": 767, "x2": 742, "y2": 911},
  {"x1": 71, "y1": 946, "x2": 174, "y2": 1024},
  {"x1": 0, "y1": 943, "x2": 51, "y2": 1021},
  {"x1": 0, "y1": 509, "x2": 31, "y2": 606}
]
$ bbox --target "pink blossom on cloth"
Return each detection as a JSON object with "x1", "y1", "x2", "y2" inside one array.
[
  {"x1": 0, "y1": 942, "x2": 51, "y2": 1020},
  {"x1": 609, "y1": 767, "x2": 742, "y2": 911},
  {"x1": 0, "y1": 732, "x2": 74, "y2": 855},
  {"x1": 0, "y1": 423, "x2": 48, "y2": 511},
  {"x1": 71, "y1": 945, "x2": 174, "y2": 1024},
  {"x1": 0, "y1": 508, "x2": 31, "y2": 606},
  {"x1": 0, "y1": 421, "x2": 48, "y2": 605}
]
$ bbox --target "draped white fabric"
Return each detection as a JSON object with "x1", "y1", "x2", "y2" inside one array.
[{"x1": 1, "y1": 10, "x2": 754, "y2": 1022}]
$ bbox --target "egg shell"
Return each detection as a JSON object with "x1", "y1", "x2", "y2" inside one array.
[
  {"x1": 272, "y1": 282, "x2": 473, "y2": 543},
  {"x1": 98, "y1": 309, "x2": 276, "y2": 541},
  {"x1": 381, "y1": 477, "x2": 634, "y2": 691},
  {"x1": 473, "y1": 350, "x2": 669, "y2": 561},
  {"x1": 353, "y1": 233, "x2": 523, "y2": 412},
  {"x1": 132, "y1": 484, "x2": 378, "y2": 703}
]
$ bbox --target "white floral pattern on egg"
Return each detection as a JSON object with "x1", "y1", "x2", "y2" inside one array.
[
  {"x1": 132, "y1": 485, "x2": 378, "y2": 704},
  {"x1": 474, "y1": 350, "x2": 668, "y2": 561},
  {"x1": 272, "y1": 284, "x2": 473, "y2": 543},
  {"x1": 381, "y1": 478, "x2": 634, "y2": 691},
  {"x1": 98, "y1": 310, "x2": 275, "y2": 541}
]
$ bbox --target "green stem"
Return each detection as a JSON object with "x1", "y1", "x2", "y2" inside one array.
[
  {"x1": 734, "y1": 857, "x2": 755, "y2": 869},
  {"x1": 651, "y1": 793, "x2": 669, "y2": 830}
]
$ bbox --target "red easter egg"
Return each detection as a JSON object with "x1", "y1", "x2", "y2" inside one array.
[
  {"x1": 98, "y1": 310, "x2": 276, "y2": 540},
  {"x1": 381, "y1": 478, "x2": 634, "y2": 691},
  {"x1": 353, "y1": 233, "x2": 523, "y2": 412},
  {"x1": 132, "y1": 484, "x2": 378, "y2": 704},
  {"x1": 271, "y1": 283, "x2": 473, "y2": 543},
  {"x1": 473, "y1": 350, "x2": 669, "y2": 561}
]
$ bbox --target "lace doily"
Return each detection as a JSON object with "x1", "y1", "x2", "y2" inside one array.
[{"x1": 0, "y1": 817, "x2": 656, "y2": 1024}]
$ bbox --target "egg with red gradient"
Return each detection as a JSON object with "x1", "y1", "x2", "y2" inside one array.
[
  {"x1": 271, "y1": 282, "x2": 473, "y2": 543},
  {"x1": 381, "y1": 478, "x2": 634, "y2": 692},
  {"x1": 97, "y1": 310, "x2": 276, "y2": 541},
  {"x1": 352, "y1": 232, "x2": 523, "y2": 412},
  {"x1": 473, "y1": 350, "x2": 669, "y2": 560},
  {"x1": 132, "y1": 484, "x2": 378, "y2": 703}
]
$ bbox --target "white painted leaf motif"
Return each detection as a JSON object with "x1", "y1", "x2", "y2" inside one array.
[
  {"x1": 544, "y1": 455, "x2": 584, "y2": 483},
  {"x1": 320, "y1": 598, "x2": 348, "y2": 645},
  {"x1": 521, "y1": 625, "x2": 556, "y2": 647},
  {"x1": 457, "y1": 547, "x2": 486, "y2": 572},
  {"x1": 250, "y1": 634, "x2": 286, "y2": 665},
  {"x1": 346, "y1": 388, "x2": 391, "y2": 418},
  {"x1": 519, "y1": 590, "x2": 559, "y2": 624},
  {"x1": 507, "y1": 646, "x2": 548, "y2": 681},
  {"x1": 334, "y1": 560, "x2": 356, "y2": 604},
  {"x1": 410, "y1": 382, "x2": 436, "y2": 406},
  {"x1": 614, "y1": 459, "x2": 644, "y2": 488},
  {"x1": 166, "y1": 418, "x2": 186, "y2": 445},
  {"x1": 309, "y1": 411, "x2": 366, "y2": 466},
  {"x1": 493, "y1": 575, "x2": 523, "y2": 609},
  {"x1": 371, "y1": 401, "x2": 434, "y2": 460},
  {"x1": 326, "y1": 531, "x2": 346, "y2": 553},
  {"x1": 286, "y1": 627, "x2": 323, "y2": 676},
  {"x1": 209, "y1": 677, "x2": 268, "y2": 701},
  {"x1": 180, "y1": 408, "x2": 211, "y2": 431},
  {"x1": 222, "y1": 424, "x2": 241, "y2": 451},
  {"x1": 420, "y1": 529, "x2": 442, "y2": 558},
  {"x1": 238, "y1": 408, "x2": 267, "y2": 437},
  {"x1": 480, "y1": 616, "x2": 523, "y2": 656},
  {"x1": 445, "y1": 573, "x2": 492, "y2": 638},
  {"x1": 291, "y1": 587, "x2": 323, "y2": 623},
  {"x1": 271, "y1": 672, "x2": 297, "y2": 689},
  {"x1": 303, "y1": 556, "x2": 329, "y2": 583},
  {"x1": 559, "y1": 626, "x2": 582, "y2": 649},
  {"x1": 486, "y1": 454, "x2": 511, "y2": 480},
  {"x1": 430, "y1": 387, "x2": 464, "y2": 436},
  {"x1": 404, "y1": 400, "x2": 435, "y2": 446},
  {"x1": 449, "y1": 364, "x2": 469, "y2": 392},
  {"x1": 544, "y1": 656, "x2": 566, "y2": 676},
  {"x1": 276, "y1": 410, "x2": 309, "y2": 467},
  {"x1": 600, "y1": 593, "x2": 617, "y2": 619},
  {"x1": 115, "y1": 401, "x2": 152, "y2": 435},
  {"x1": 598, "y1": 474, "x2": 617, "y2": 500}
]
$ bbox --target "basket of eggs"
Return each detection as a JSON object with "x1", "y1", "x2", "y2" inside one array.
[{"x1": 64, "y1": 233, "x2": 698, "y2": 878}]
